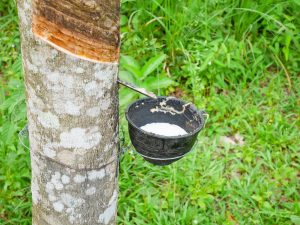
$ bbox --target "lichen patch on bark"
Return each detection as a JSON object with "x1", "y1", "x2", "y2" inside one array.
[
  {"x1": 60, "y1": 127, "x2": 102, "y2": 149},
  {"x1": 37, "y1": 111, "x2": 60, "y2": 129},
  {"x1": 87, "y1": 169, "x2": 105, "y2": 181},
  {"x1": 98, "y1": 201, "x2": 116, "y2": 224},
  {"x1": 73, "y1": 174, "x2": 86, "y2": 184},
  {"x1": 53, "y1": 201, "x2": 64, "y2": 212},
  {"x1": 98, "y1": 192, "x2": 117, "y2": 224},
  {"x1": 61, "y1": 175, "x2": 70, "y2": 184},
  {"x1": 85, "y1": 187, "x2": 96, "y2": 196}
]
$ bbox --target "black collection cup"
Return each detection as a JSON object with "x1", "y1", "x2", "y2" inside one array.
[{"x1": 125, "y1": 97, "x2": 206, "y2": 166}]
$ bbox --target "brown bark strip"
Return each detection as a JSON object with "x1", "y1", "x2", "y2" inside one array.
[{"x1": 32, "y1": 0, "x2": 120, "y2": 63}]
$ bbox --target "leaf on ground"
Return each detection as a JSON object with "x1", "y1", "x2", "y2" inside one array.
[{"x1": 219, "y1": 133, "x2": 245, "y2": 147}]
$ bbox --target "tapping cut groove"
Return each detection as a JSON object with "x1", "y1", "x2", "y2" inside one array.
[{"x1": 32, "y1": 0, "x2": 120, "y2": 63}]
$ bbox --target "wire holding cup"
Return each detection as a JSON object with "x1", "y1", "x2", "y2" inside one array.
[{"x1": 18, "y1": 124, "x2": 30, "y2": 151}]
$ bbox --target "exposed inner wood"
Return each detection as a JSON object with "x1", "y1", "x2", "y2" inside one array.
[{"x1": 32, "y1": 0, "x2": 120, "y2": 63}]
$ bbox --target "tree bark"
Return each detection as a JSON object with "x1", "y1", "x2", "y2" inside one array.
[{"x1": 17, "y1": 0, "x2": 120, "y2": 224}]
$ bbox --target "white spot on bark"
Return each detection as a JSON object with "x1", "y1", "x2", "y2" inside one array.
[
  {"x1": 100, "y1": 99, "x2": 111, "y2": 111},
  {"x1": 43, "y1": 144, "x2": 57, "y2": 158},
  {"x1": 55, "y1": 182, "x2": 63, "y2": 191},
  {"x1": 30, "y1": 49, "x2": 47, "y2": 67},
  {"x1": 44, "y1": 71, "x2": 78, "y2": 121},
  {"x1": 94, "y1": 64, "x2": 117, "y2": 87},
  {"x1": 105, "y1": 161, "x2": 117, "y2": 180},
  {"x1": 53, "y1": 201, "x2": 64, "y2": 212},
  {"x1": 84, "y1": 81, "x2": 99, "y2": 96},
  {"x1": 60, "y1": 193, "x2": 85, "y2": 223},
  {"x1": 49, "y1": 194, "x2": 57, "y2": 202},
  {"x1": 24, "y1": 1, "x2": 30, "y2": 10},
  {"x1": 60, "y1": 127, "x2": 101, "y2": 149},
  {"x1": 27, "y1": 85, "x2": 45, "y2": 114},
  {"x1": 31, "y1": 178, "x2": 41, "y2": 204},
  {"x1": 104, "y1": 143, "x2": 111, "y2": 152},
  {"x1": 87, "y1": 107, "x2": 101, "y2": 117},
  {"x1": 51, "y1": 172, "x2": 64, "y2": 190},
  {"x1": 46, "y1": 182, "x2": 55, "y2": 193},
  {"x1": 61, "y1": 175, "x2": 70, "y2": 184},
  {"x1": 25, "y1": 56, "x2": 39, "y2": 73},
  {"x1": 69, "y1": 215, "x2": 76, "y2": 224},
  {"x1": 109, "y1": 190, "x2": 118, "y2": 205},
  {"x1": 76, "y1": 67, "x2": 84, "y2": 73},
  {"x1": 61, "y1": 193, "x2": 85, "y2": 208},
  {"x1": 98, "y1": 199, "x2": 117, "y2": 224},
  {"x1": 65, "y1": 101, "x2": 81, "y2": 116},
  {"x1": 52, "y1": 100, "x2": 71, "y2": 115},
  {"x1": 31, "y1": 155, "x2": 41, "y2": 204},
  {"x1": 73, "y1": 174, "x2": 86, "y2": 183},
  {"x1": 87, "y1": 169, "x2": 105, "y2": 181},
  {"x1": 66, "y1": 208, "x2": 72, "y2": 213},
  {"x1": 85, "y1": 187, "x2": 96, "y2": 195},
  {"x1": 18, "y1": 6, "x2": 31, "y2": 29},
  {"x1": 46, "y1": 72, "x2": 74, "y2": 89},
  {"x1": 50, "y1": 49, "x2": 58, "y2": 58},
  {"x1": 37, "y1": 111, "x2": 60, "y2": 129}
]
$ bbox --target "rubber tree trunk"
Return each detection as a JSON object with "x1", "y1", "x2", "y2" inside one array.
[{"x1": 17, "y1": 0, "x2": 120, "y2": 224}]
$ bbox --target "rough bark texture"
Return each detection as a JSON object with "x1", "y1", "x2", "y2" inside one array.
[
  {"x1": 32, "y1": 0, "x2": 120, "y2": 63},
  {"x1": 17, "y1": 0, "x2": 119, "y2": 224}
]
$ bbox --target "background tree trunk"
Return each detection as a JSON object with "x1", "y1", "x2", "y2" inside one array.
[{"x1": 17, "y1": 0, "x2": 120, "y2": 224}]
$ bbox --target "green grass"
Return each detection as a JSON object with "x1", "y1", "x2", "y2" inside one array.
[{"x1": 1, "y1": 0, "x2": 300, "y2": 224}]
